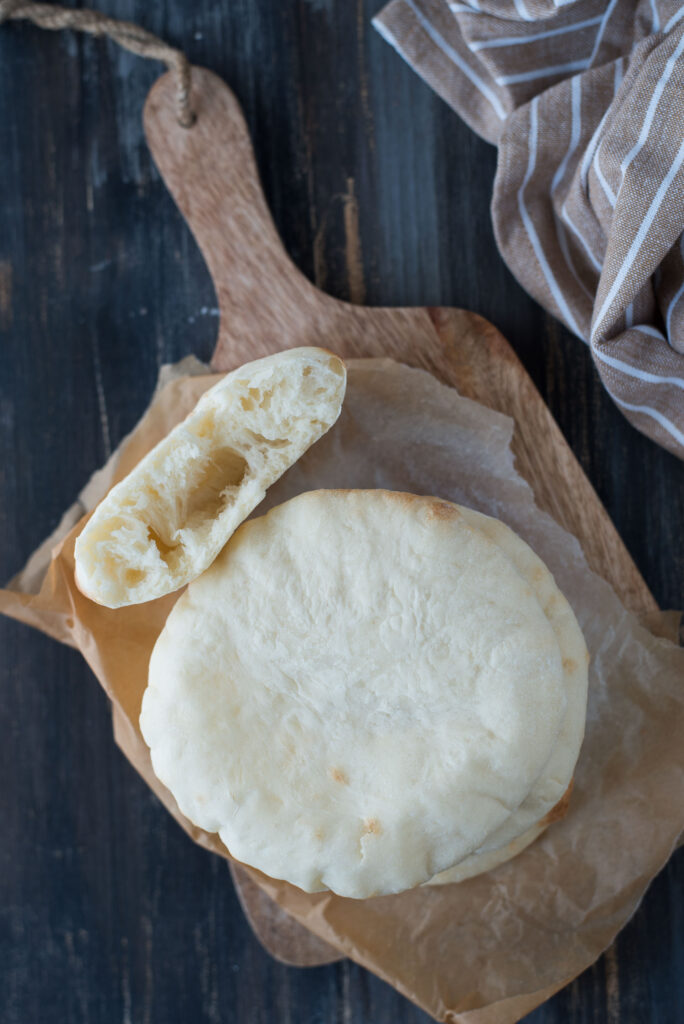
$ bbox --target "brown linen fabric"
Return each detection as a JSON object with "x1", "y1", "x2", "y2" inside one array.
[{"x1": 374, "y1": 0, "x2": 684, "y2": 457}]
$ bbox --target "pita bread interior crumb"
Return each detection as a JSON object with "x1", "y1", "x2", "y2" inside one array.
[{"x1": 74, "y1": 348, "x2": 346, "y2": 608}]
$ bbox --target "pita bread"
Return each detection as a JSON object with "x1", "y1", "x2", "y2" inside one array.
[
  {"x1": 140, "y1": 490, "x2": 569, "y2": 898},
  {"x1": 74, "y1": 348, "x2": 346, "y2": 608}
]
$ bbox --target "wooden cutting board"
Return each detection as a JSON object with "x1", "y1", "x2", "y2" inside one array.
[{"x1": 143, "y1": 67, "x2": 662, "y2": 969}]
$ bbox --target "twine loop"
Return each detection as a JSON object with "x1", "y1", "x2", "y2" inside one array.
[{"x1": 0, "y1": 0, "x2": 195, "y2": 127}]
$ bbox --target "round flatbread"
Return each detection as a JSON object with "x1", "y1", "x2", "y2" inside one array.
[
  {"x1": 141, "y1": 490, "x2": 568, "y2": 898},
  {"x1": 75, "y1": 348, "x2": 346, "y2": 607}
]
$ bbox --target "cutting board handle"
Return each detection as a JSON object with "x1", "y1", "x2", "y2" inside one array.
[{"x1": 144, "y1": 67, "x2": 331, "y2": 366}]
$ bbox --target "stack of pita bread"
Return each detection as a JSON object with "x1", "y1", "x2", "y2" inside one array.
[{"x1": 75, "y1": 349, "x2": 588, "y2": 899}]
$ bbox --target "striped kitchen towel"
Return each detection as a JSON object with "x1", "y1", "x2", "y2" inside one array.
[{"x1": 374, "y1": 0, "x2": 684, "y2": 458}]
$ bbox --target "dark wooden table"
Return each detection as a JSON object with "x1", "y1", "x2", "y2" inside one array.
[{"x1": 1, "y1": 3, "x2": 682, "y2": 1022}]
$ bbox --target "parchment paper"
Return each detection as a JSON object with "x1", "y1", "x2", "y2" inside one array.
[{"x1": 2, "y1": 358, "x2": 683, "y2": 1024}]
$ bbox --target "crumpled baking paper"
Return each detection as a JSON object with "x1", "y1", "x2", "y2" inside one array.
[{"x1": 2, "y1": 357, "x2": 683, "y2": 1024}]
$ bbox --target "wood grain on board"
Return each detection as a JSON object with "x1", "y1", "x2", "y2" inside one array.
[{"x1": 141, "y1": 67, "x2": 665, "y2": 968}]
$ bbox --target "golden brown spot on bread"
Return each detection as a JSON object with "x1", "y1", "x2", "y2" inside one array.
[
  {"x1": 545, "y1": 594, "x2": 558, "y2": 614},
  {"x1": 379, "y1": 490, "x2": 415, "y2": 504},
  {"x1": 330, "y1": 767, "x2": 348, "y2": 785},
  {"x1": 425, "y1": 500, "x2": 459, "y2": 521},
  {"x1": 532, "y1": 566, "x2": 545, "y2": 582},
  {"x1": 562, "y1": 657, "x2": 578, "y2": 673},
  {"x1": 314, "y1": 827, "x2": 325, "y2": 841},
  {"x1": 541, "y1": 779, "x2": 574, "y2": 827},
  {"x1": 362, "y1": 817, "x2": 382, "y2": 836}
]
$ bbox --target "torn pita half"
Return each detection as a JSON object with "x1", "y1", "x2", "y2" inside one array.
[{"x1": 74, "y1": 348, "x2": 346, "y2": 607}]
